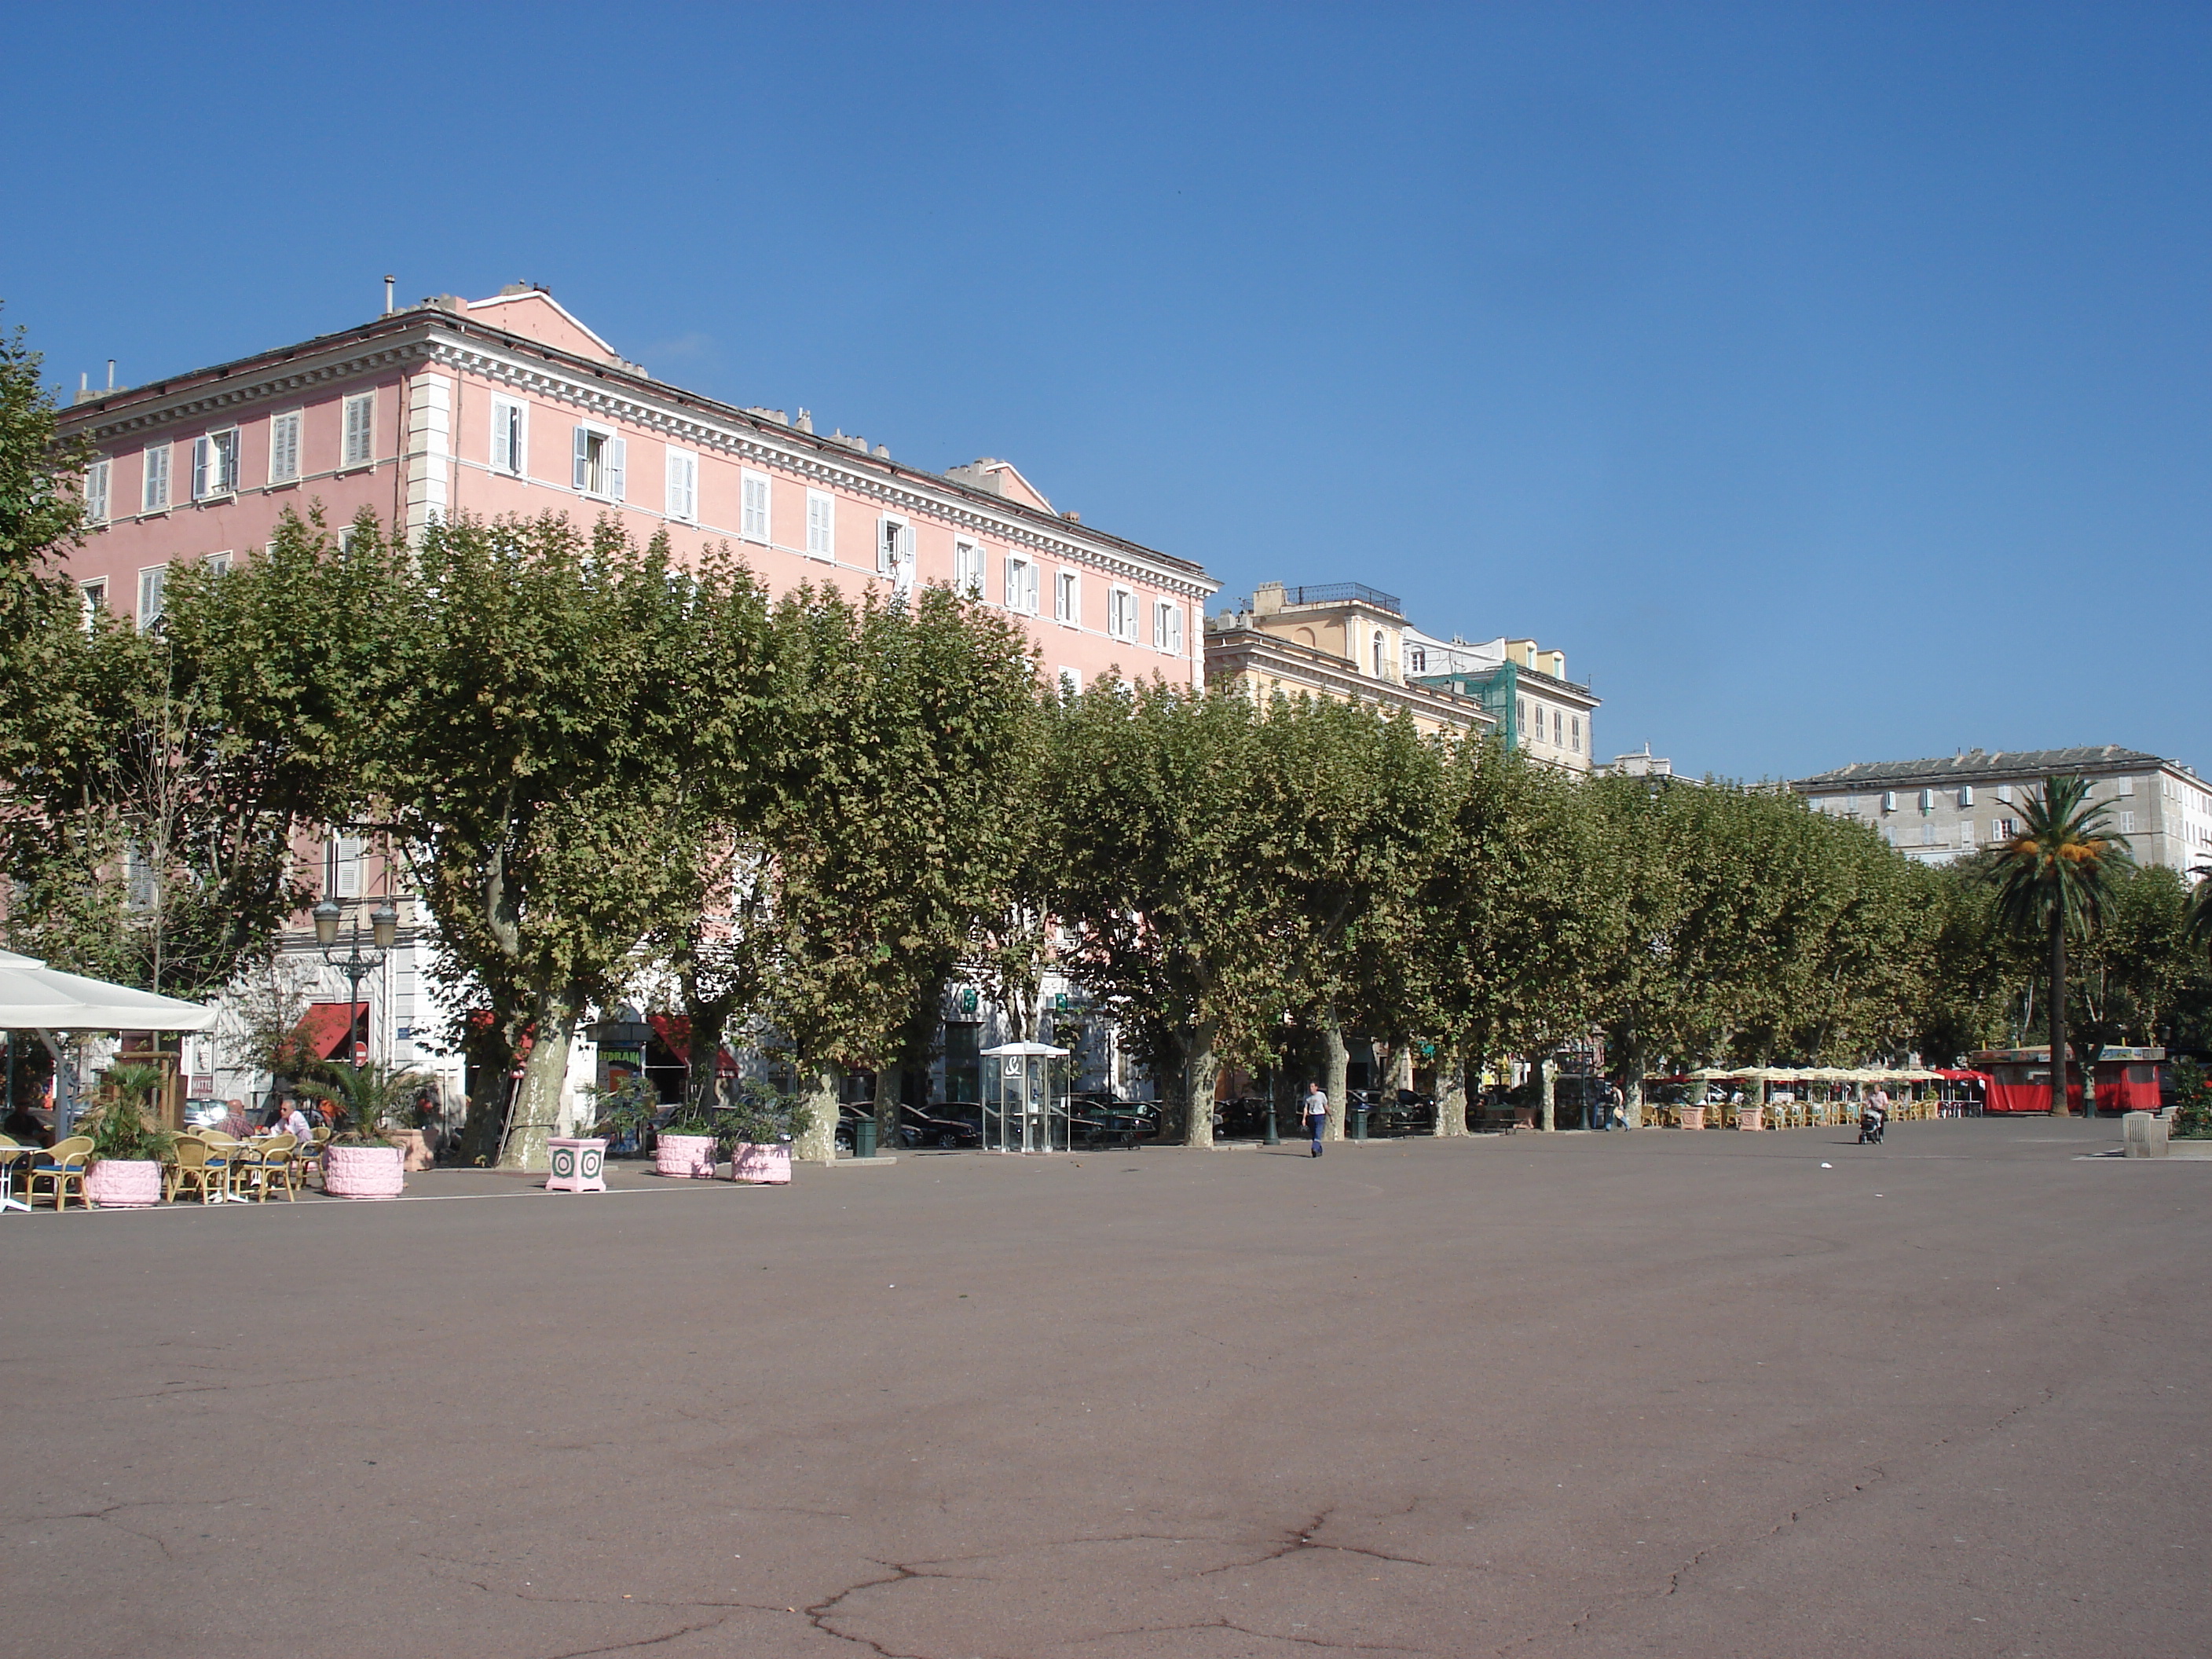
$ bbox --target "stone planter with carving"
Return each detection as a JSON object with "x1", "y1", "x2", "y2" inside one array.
[
  {"x1": 1679, "y1": 1105, "x2": 1706, "y2": 1130},
  {"x1": 1737, "y1": 1104, "x2": 1763, "y2": 1131},
  {"x1": 324, "y1": 1144, "x2": 406, "y2": 1199},
  {"x1": 655, "y1": 1133, "x2": 719, "y2": 1179},
  {"x1": 86, "y1": 1159, "x2": 163, "y2": 1208},
  {"x1": 730, "y1": 1143, "x2": 792, "y2": 1185}
]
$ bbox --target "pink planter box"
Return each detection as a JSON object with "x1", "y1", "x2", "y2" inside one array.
[
  {"x1": 1679, "y1": 1106, "x2": 1707, "y2": 1130},
  {"x1": 324, "y1": 1144, "x2": 406, "y2": 1199},
  {"x1": 730, "y1": 1143, "x2": 792, "y2": 1185},
  {"x1": 655, "y1": 1133, "x2": 719, "y2": 1179},
  {"x1": 86, "y1": 1159, "x2": 162, "y2": 1208},
  {"x1": 1738, "y1": 1105, "x2": 1764, "y2": 1131},
  {"x1": 547, "y1": 1137, "x2": 607, "y2": 1192}
]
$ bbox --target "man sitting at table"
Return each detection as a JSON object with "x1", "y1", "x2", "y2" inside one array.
[
  {"x1": 216, "y1": 1099, "x2": 254, "y2": 1139},
  {"x1": 274, "y1": 1101, "x2": 313, "y2": 1142}
]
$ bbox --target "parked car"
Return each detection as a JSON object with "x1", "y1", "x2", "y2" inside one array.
[
  {"x1": 1071, "y1": 1094, "x2": 1161, "y2": 1149},
  {"x1": 182, "y1": 1097, "x2": 230, "y2": 1130},
  {"x1": 832, "y1": 1101, "x2": 985, "y2": 1152},
  {"x1": 1214, "y1": 1095, "x2": 1277, "y2": 1138},
  {"x1": 1361, "y1": 1089, "x2": 1436, "y2": 1137}
]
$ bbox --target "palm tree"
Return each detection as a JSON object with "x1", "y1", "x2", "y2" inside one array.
[
  {"x1": 1983, "y1": 776, "x2": 2133, "y2": 1120},
  {"x1": 295, "y1": 1060, "x2": 433, "y2": 1146}
]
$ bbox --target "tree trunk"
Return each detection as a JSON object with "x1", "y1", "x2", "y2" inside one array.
[
  {"x1": 1184, "y1": 1020, "x2": 1219, "y2": 1147},
  {"x1": 1539, "y1": 1053, "x2": 1557, "y2": 1132},
  {"x1": 1322, "y1": 1019, "x2": 1350, "y2": 1142},
  {"x1": 1271, "y1": 1061, "x2": 1295, "y2": 1143},
  {"x1": 499, "y1": 984, "x2": 578, "y2": 1172},
  {"x1": 877, "y1": 1059, "x2": 904, "y2": 1147},
  {"x1": 1433, "y1": 1042, "x2": 1468, "y2": 1137},
  {"x1": 1622, "y1": 1037, "x2": 1646, "y2": 1129},
  {"x1": 794, "y1": 1066, "x2": 840, "y2": 1163},
  {"x1": 685, "y1": 998, "x2": 733, "y2": 1119},
  {"x1": 2049, "y1": 914, "x2": 2072, "y2": 1120}
]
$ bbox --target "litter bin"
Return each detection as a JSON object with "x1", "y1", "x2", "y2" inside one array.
[
  {"x1": 1350, "y1": 1102, "x2": 1369, "y2": 1141},
  {"x1": 853, "y1": 1118, "x2": 878, "y2": 1159}
]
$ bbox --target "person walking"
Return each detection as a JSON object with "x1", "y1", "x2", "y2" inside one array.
[{"x1": 1302, "y1": 1081, "x2": 1329, "y2": 1158}]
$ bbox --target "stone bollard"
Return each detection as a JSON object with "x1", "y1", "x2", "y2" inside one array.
[{"x1": 2122, "y1": 1111, "x2": 2168, "y2": 1159}]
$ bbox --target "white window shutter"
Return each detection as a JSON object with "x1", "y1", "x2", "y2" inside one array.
[
  {"x1": 192, "y1": 437, "x2": 210, "y2": 500},
  {"x1": 573, "y1": 427, "x2": 591, "y2": 490},
  {"x1": 607, "y1": 438, "x2": 626, "y2": 500},
  {"x1": 1168, "y1": 606, "x2": 1184, "y2": 654}
]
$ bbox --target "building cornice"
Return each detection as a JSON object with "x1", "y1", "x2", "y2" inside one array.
[
  {"x1": 59, "y1": 306, "x2": 1218, "y2": 603},
  {"x1": 1205, "y1": 628, "x2": 1496, "y2": 731}
]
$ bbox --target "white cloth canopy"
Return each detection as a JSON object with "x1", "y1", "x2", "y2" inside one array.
[
  {"x1": 0, "y1": 948, "x2": 218, "y2": 1033},
  {"x1": 980, "y1": 1041, "x2": 1070, "y2": 1058}
]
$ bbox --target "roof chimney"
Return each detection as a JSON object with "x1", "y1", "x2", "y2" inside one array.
[{"x1": 384, "y1": 274, "x2": 395, "y2": 315}]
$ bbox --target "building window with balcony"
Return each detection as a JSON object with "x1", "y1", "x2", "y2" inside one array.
[
  {"x1": 192, "y1": 428, "x2": 240, "y2": 500},
  {"x1": 807, "y1": 490, "x2": 836, "y2": 560},
  {"x1": 342, "y1": 394, "x2": 376, "y2": 469},
  {"x1": 489, "y1": 399, "x2": 526, "y2": 477},
  {"x1": 878, "y1": 517, "x2": 912, "y2": 578},
  {"x1": 84, "y1": 459, "x2": 110, "y2": 524},
  {"x1": 665, "y1": 449, "x2": 698, "y2": 522},
  {"x1": 141, "y1": 442, "x2": 170, "y2": 511},
  {"x1": 269, "y1": 410, "x2": 302, "y2": 485},
  {"x1": 572, "y1": 425, "x2": 626, "y2": 500},
  {"x1": 741, "y1": 471, "x2": 770, "y2": 542},
  {"x1": 1054, "y1": 569, "x2": 1079, "y2": 624}
]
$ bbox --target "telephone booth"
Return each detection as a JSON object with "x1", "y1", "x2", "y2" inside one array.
[{"x1": 982, "y1": 1041, "x2": 1071, "y2": 1154}]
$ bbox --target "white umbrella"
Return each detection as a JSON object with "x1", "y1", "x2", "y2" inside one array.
[{"x1": 0, "y1": 949, "x2": 217, "y2": 1032}]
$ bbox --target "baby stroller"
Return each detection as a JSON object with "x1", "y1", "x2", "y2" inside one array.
[{"x1": 1857, "y1": 1105, "x2": 1886, "y2": 1145}]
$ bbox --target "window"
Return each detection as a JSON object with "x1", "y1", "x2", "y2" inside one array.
[
  {"x1": 79, "y1": 579, "x2": 105, "y2": 629},
  {"x1": 806, "y1": 490, "x2": 835, "y2": 560},
  {"x1": 1152, "y1": 600, "x2": 1184, "y2": 654},
  {"x1": 489, "y1": 399, "x2": 526, "y2": 477},
  {"x1": 878, "y1": 517, "x2": 911, "y2": 577},
  {"x1": 1959, "y1": 819, "x2": 1976, "y2": 848},
  {"x1": 2114, "y1": 776, "x2": 2134, "y2": 797},
  {"x1": 571, "y1": 425, "x2": 625, "y2": 499},
  {"x1": 741, "y1": 471, "x2": 769, "y2": 541},
  {"x1": 1372, "y1": 632, "x2": 1386, "y2": 676},
  {"x1": 1408, "y1": 646, "x2": 1426, "y2": 674},
  {"x1": 1996, "y1": 784, "x2": 2013, "y2": 805},
  {"x1": 2120, "y1": 811, "x2": 2136, "y2": 834},
  {"x1": 141, "y1": 442, "x2": 170, "y2": 511},
  {"x1": 1957, "y1": 785, "x2": 1974, "y2": 808},
  {"x1": 137, "y1": 564, "x2": 167, "y2": 630},
  {"x1": 84, "y1": 459, "x2": 110, "y2": 523},
  {"x1": 1881, "y1": 790, "x2": 1897, "y2": 813},
  {"x1": 953, "y1": 539, "x2": 983, "y2": 596},
  {"x1": 1994, "y1": 817, "x2": 2018, "y2": 840},
  {"x1": 1921, "y1": 823, "x2": 1936, "y2": 845},
  {"x1": 269, "y1": 411, "x2": 302, "y2": 485},
  {"x1": 1108, "y1": 586, "x2": 1137, "y2": 641},
  {"x1": 1917, "y1": 788, "x2": 1933, "y2": 814},
  {"x1": 203, "y1": 551, "x2": 233, "y2": 577},
  {"x1": 325, "y1": 833, "x2": 364, "y2": 899},
  {"x1": 342, "y1": 394, "x2": 375, "y2": 468},
  {"x1": 665, "y1": 449, "x2": 698, "y2": 522},
  {"x1": 1570, "y1": 716, "x2": 1581, "y2": 753},
  {"x1": 1057, "y1": 667, "x2": 1082, "y2": 698},
  {"x1": 192, "y1": 427, "x2": 240, "y2": 499},
  {"x1": 1053, "y1": 569, "x2": 1079, "y2": 624},
  {"x1": 1005, "y1": 554, "x2": 1038, "y2": 614},
  {"x1": 1554, "y1": 709, "x2": 1564, "y2": 746}
]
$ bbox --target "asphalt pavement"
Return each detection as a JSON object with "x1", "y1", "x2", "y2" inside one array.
[{"x1": 3, "y1": 1118, "x2": 2203, "y2": 1658}]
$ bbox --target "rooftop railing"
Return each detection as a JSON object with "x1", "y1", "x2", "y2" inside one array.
[{"x1": 1280, "y1": 583, "x2": 1402, "y2": 615}]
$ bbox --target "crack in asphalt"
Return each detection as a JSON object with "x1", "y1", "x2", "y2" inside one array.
[
  {"x1": 34, "y1": 1501, "x2": 200, "y2": 1562},
  {"x1": 537, "y1": 1613, "x2": 744, "y2": 1657},
  {"x1": 805, "y1": 1560, "x2": 947, "y2": 1658},
  {"x1": 1198, "y1": 1507, "x2": 1434, "y2": 1577},
  {"x1": 1071, "y1": 1615, "x2": 1420, "y2": 1653}
]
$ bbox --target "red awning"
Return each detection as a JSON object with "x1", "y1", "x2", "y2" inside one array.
[
  {"x1": 648, "y1": 1013, "x2": 740, "y2": 1077},
  {"x1": 293, "y1": 1002, "x2": 367, "y2": 1060}
]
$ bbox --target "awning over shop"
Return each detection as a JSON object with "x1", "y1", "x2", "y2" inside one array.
[
  {"x1": 646, "y1": 1013, "x2": 739, "y2": 1076},
  {"x1": 292, "y1": 1002, "x2": 368, "y2": 1060}
]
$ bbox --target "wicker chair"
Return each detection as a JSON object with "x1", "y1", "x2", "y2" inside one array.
[
  {"x1": 27, "y1": 1136, "x2": 93, "y2": 1211},
  {"x1": 166, "y1": 1135, "x2": 224, "y2": 1203},
  {"x1": 197, "y1": 1131, "x2": 245, "y2": 1200},
  {"x1": 243, "y1": 1134, "x2": 298, "y2": 1201}
]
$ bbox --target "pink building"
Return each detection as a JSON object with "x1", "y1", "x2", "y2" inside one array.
[{"x1": 57, "y1": 285, "x2": 1216, "y2": 694}]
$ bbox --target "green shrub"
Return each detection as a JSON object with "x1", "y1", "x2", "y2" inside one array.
[{"x1": 2170, "y1": 1059, "x2": 2212, "y2": 1139}]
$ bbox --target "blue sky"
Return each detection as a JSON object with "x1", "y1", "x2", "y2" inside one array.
[{"x1": 7, "y1": 2, "x2": 2205, "y2": 781}]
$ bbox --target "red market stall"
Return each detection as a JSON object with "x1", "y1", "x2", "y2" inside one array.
[{"x1": 1967, "y1": 1047, "x2": 2165, "y2": 1115}]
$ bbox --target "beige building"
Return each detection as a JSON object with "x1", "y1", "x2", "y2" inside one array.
[
  {"x1": 1203, "y1": 583, "x2": 1494, "y2": 738},
  {"x1": 1401, "y1": 627, "x2": 1600, "y2": 774},
  {"x1": 1792, "y1": 745, "x2": 2212, "y2": 872}
]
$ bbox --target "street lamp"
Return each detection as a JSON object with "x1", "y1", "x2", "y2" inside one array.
[{"x1": 314, "y1": 895, "x2": 401, "y2": 1067}]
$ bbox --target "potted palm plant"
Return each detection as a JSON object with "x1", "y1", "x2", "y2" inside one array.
[
  {"x1": 653, "y1": 1098, "x2": 721, "y2": 1178},
  {"x1": 83, "y1": 1063, "x2": 175, "y2": 1208},
  {"x1": 588, "y1": 1074, "x2": 659, "y2": 1157},
  {"x1": 722, "y1": 1082, "x2": 814, "y2": 1185},
  {"x1": 298, "y1": 1062, "x2": 432, "y2": 1199}
]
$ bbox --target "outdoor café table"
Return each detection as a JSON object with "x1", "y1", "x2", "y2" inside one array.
[
  {"x1": 0, "y1": 1141, "x2": 30, "y2": 1214},
  {"x1": 199, "y1": 1134, "x2": 253, "y2": 1203}
]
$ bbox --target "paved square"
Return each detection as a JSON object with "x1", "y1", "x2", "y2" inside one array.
[{"x1": 4, "y1": 1121, "x2": 2203, "y2": 1657}]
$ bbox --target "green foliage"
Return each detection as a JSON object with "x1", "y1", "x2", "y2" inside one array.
[
  {"x1": 295, "y1": 1061, "x2": 434, "y2": 1147},
  {"x1": 588, "y1": 1072, "x2": 661, "y2": 1144},
  {"x1": 719, "y1": 1079, "x2": 816, "y2": 1147},
  {"x1": 83, "y1": 1064, "x2": 175, "y2": 1165},
  {"x1": 2169, "y1": 1058, "x2": 2212, "y2": 1139}
]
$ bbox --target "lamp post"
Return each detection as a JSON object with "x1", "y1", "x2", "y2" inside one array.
[{"x1": 313, "y1": 896, "x2": 399, "y2": 1069}]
